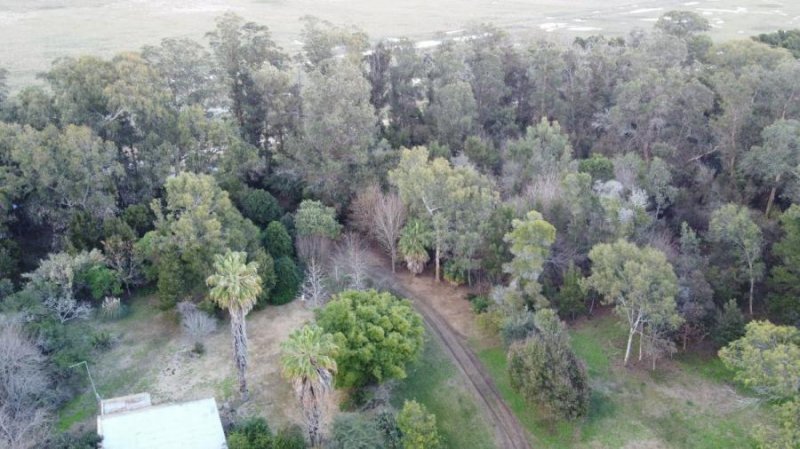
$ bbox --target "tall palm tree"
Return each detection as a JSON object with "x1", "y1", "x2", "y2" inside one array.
[
  {"x1": 280, "y1": 325, "x2": 338, "y2": 447},
  {"x1": 206, "y1": 251, "x2": 262, "y2": 400}
]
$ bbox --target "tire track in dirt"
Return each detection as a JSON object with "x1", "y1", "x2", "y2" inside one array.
[{"x1": 367, "y1": 265, "x2": 532, "y2": 449}]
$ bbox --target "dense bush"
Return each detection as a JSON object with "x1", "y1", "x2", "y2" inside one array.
[
  {"x1": 77, "y1": 265, "x2": 122, "y2": 301},
  {"x1": 227, "y1": 417, "x2": 306, "y2": 449},
  {"x1": 271, "y1": 256, "x2": 301, "y2": 305},
  {"x1": 397, "y1": 400, "x2": 442, "y2": 449},
  {"x1": 469, "y1": 295, "x2": 490, "y2": 314},
  {"x1": 263, "y1": 221, "x2": 294, "y2": 259},
  {"x1": 578, "y1": 153, "x2": 615, "y2": 181},
  {"x1": 316, "y1": 290, "x2": 425, "y2": 387},
  {"x1": 237, "y1": 188, "x2": 283, "y2": 227},
  {"x1": 713, "y1": 299, "x2": 746, "y2": 347},
  {"x1": 554, "y1": 263, "x2": 586, "y2": 320},
  {"x1": 330, "y1": 413, "x2": 384, "y2": 449},
  {"x1": 507, "y1": 309, "x2": 590, "y2": 420}
]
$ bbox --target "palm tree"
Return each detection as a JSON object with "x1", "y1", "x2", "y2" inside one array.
[
  {"x1": 398, "y1": 218, "x2": 432, "y2": 275},
  {"x1": 280, "y1": 325, "x2": 338, "y2": 447},
  {"x1": 206, "y1": 251, "x2": 262, "y2": 400}
]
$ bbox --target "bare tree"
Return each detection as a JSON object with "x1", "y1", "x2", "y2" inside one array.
[
  {"x1": 331, "y1": 233, "x2": 372, "y2": 291},
  {"x1": 351, "y1": 185, "x2": 406, "y2": 272},
  {"x1": 350, "y1": 184, "x2": 381, "y2": 234},
  {"x1": 300, "y1": 259, "x2": 329, "y2": 308},
  {"x1": 177, "y1": 302, "x2": 217, "y2": 350},
  {"x1": 372, "y1": 191, "x2": 406, "y2": 273},
  {"x1": 0, "y1": 319, "x2": 51, "y2": 449},
  {"x1": 44, "y1": 296, "x2": 91, "y2": 324}
]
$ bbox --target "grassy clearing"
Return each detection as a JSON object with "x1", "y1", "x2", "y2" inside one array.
[
  {"x1": 478, "y1": 313, "x2": 769, "y2": 449},
  {"x1": 56, "y1": 295, "x2": 163, "y2": 431},
  {"x1": 56, "y1": 293, "x2": 313, "y2": 432},
  {"x1": 392, "y1": 334, "x2": 495, "y2": 449}
]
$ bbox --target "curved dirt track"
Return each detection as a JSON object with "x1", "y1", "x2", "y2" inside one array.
[{"x1": 367, "y1": 264, "x2": 532, "y2": 449}]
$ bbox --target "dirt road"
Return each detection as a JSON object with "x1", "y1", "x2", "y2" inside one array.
[{"x1": 367, "y1": 263, "x2": 532, "y2": 449}]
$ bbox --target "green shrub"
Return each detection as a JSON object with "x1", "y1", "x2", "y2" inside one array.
[
  {"x1": 376, "y1": 410, "x2": 402, "y2": 449},
  {"x1": 227, "y1": 418, "x2": 306, "y2": 449},
  {"x1": 397, "y1": 400, "x2": 442, "y2": 449},
  {"x1": 49, "y1": 431, "x2": 102, "y2": 449},
  {"x1": 713, "y1": 299, "x2": 746, "y2": 347},
  {"x1": 78, "y1": 265, "x2": 122, "y2": 301},
  {"x1": 90, "y1": 331, "x2": 113, "y2": 350},
  {"x1": 443, "y1": 261, "x2": 466, "y2": 286},
  {"x1": 330, "y1": 413, "x2": 384, "y2": 449},
  {"x1": 507, "y1": 309, "x2": 590, "y2": 420},
  {"x1": 263, "y1": 221, "x2": 293, "y2": 259},
  {"x1": 500, "y1": 310, "x2": 535, "y2": 346},
  {"x1": 252, "y1": 248, "x2": 277, "y2": 308},
  {"x1": 156, "y1": 252, "x2": 185, "y2": 310},
  {"x1": 554, "y1": 263, "x2": 586, "y2": 320},
  {"x1": 122, "y1": 203, "x2": 155, "y2": 237},
  {"x1": 272, "y1": 426, "x2": 306, "y2": 449},
  {"x1": 271, "y1": 256, "x2": 300, "y2": 305},
  {"x1": 469, "y1": 295, "x2": 490, "y2": 314},
  {"x1": 227, "y1": 417, "x2": 273, "y2": 449},
  {"x1": 237, "y1": 188, "x2": 283, "y2": 227},
  {"x1": 578, "y1": 153, "x2": 614, "y2": 181}
]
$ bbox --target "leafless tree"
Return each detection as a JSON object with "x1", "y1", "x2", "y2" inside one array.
[
  {"x1": 177, "y1": 301, "x2": 217, "y2": 348},
  {"x1": 0, "y1": 319, "x2": 51, "y2": 449},
  {"x1": 372, "y1": 191, "x2": 406, "y2": 273},
  {"x1": 44, "y1": 296, "x2": 91, "y2": 324},
  {"x1": 349, "y1": 184, "x2": 381, "y2": 234},
  {"x1": 296, "y1": 235, "x2": 334, "y2": 265},
  {"x1": 331, "y1": 233, "x2": 372, "y2": 291},
  {"x1": 300, "y1": 259, "x2": 329, "y2": 308},
  {"x1": 351, "y1": 185, "x2": 406, "y2": 272}
]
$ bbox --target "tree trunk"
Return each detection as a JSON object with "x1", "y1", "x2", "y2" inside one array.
[
  {"x1": 638, "y1": 328, "x2": 644, "y2": 361},
  {"x1": 435, "y1": 244, "x2": 441, "y2": 283},
  {"x1": 765, "y1": 173, "x2": 781, "y2": 216},
  {"x1": 303, "y1": 386, "x2": 323, "y2": 448},
  {"x1": 748, "y1": 271, "x2": 755, "y2": 316},
  {"x1": 230, "y1": 309, "x2": 249, "y2": 400},
  {"x1": 390, "y1": 246, "x2": 397, "y2": 273},
  {"x1": 624, "y1": 326, "x2": 636, "y2": 366}
]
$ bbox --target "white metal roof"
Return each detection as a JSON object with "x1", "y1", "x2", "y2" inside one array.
[{"x1": 97, "y1": 397, "x2": 227, "y2": 449}]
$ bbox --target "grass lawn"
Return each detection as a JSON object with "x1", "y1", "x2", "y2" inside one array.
[
  {"x1": 57, "y1": 296, "x2": 162, "y2": 431},
  {"x1": 478, "y1": 313, "x2": 769, "y2": 449},
  {"x1": 392, "y1": 333, "x2": 495, "y2": 449}
]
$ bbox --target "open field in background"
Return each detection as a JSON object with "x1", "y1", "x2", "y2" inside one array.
[
  {"x1": 477, "y1": 312, "x2": 769, "y2": 449},
  {"x1": 2, "y1": 0, "x2": 800, "y2": 90}
]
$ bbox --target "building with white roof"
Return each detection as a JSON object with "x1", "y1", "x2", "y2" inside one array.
[{"x1": 97, "y1": 393, "x2": 227, "y2": 449}]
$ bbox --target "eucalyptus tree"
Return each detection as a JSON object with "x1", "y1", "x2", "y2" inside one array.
[
  {"x1": 584, "y1": 239, "x2": 681, "y2": 365},
  {"x1": 207, "y1": 12, "x2": 286, "y2": 148},
  {"x1": 290, "y1": 60, "x2": 377, "y2": 204},
  {"x1": 503, "y1": 210, "x2": 556, "y2": 307},
  {"x1": 708, "y1": 204, "x2": 764, "y2": 315},
  {"x1": 743, "y1": 119, "x2": 800, "y2": 215}
]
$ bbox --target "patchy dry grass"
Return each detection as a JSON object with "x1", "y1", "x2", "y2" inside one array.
[
  {"x1": 478, "y1": 312, "x2": 770, "y2": 449},
  {"x1": 57, "y1": 293, "x2": 315, "y2": 433}
]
